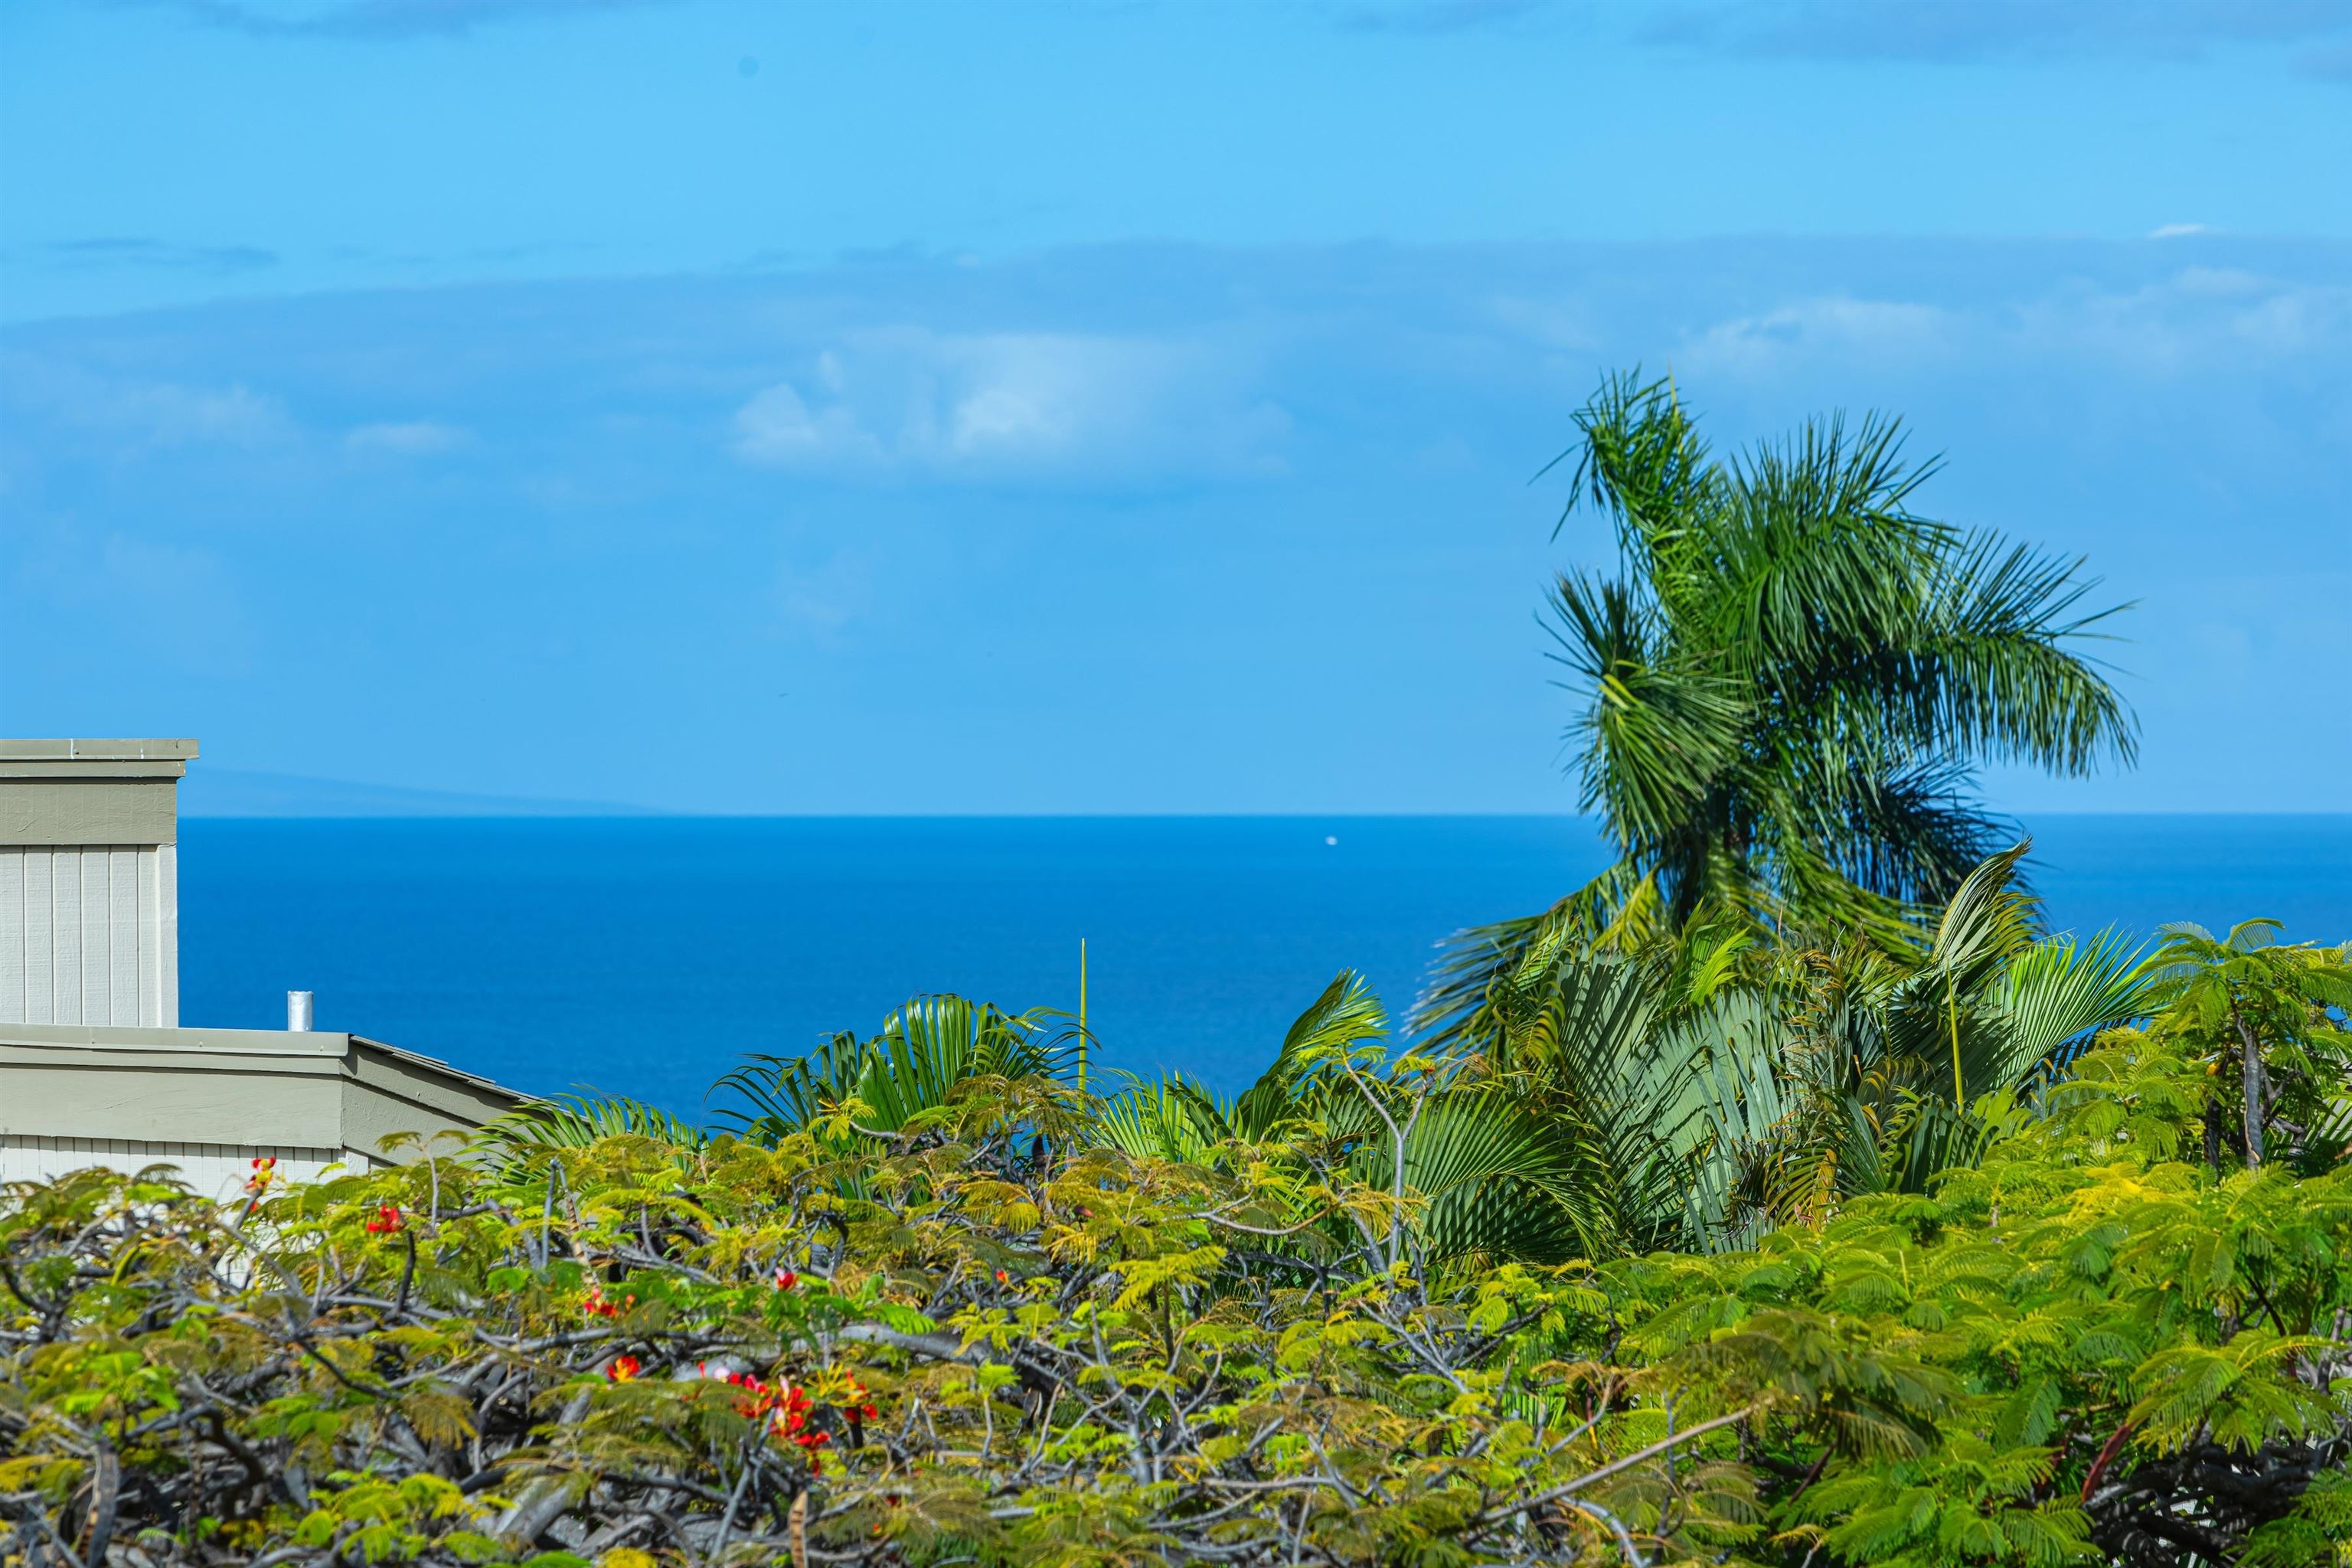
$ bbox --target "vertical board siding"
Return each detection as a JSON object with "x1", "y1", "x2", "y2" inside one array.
[
  {"x1": 0, "y1": 845, "x2": 169, "y2": 1027},
  {"x1": 80, "y1": 850, "x2": 109, "y2": 1024},
  {"x1": 137, "y1": 848, "x2": 161, "y2": 1026},
  {"x1": 0, "y1": 851, "x2": 22, "y2": 1024},
  {"x1": 52, "y1": 851, "x2": 81, "y2": 1024},
  {"x1": 24, "y1": 850, "x2": 55, "y2": 1024},
  {"x1": 108, "y1": 848, "x2": 140, "y2": 1024},
  {"x1": 155, "y1": 844, "x2": 178, "y2": 1027}
]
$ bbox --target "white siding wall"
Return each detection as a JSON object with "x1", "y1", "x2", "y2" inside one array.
[
  {"x1": 0, "y1": 1135, "x2": 351, "y2": 1203},
  {"x1": 0, "y1": 844, "x2": 178, "y2": 1027}
]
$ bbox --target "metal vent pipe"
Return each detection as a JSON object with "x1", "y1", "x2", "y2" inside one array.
[{"x1": 286, "y1": 991, "x2": 315, "y2": 1031}]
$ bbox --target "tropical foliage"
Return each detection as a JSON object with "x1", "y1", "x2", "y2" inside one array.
[
  {"x1": 2143, "y1": 920, "x2": 2352, "y2": 1175},
  {"x1": 1421, "y1": 372, "x2": 2136, "y2": 1027},
  {"x1": 5, "y1": 891, "x2": 2349, "y2": 1568}
]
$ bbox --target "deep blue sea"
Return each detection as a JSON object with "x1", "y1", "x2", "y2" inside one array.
[{"x1": 178, "y1": 816, "x2": 2352, "y2": 1117}]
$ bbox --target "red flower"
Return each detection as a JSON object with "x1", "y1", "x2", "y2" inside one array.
[
  {"x1": 860, "y1": 1403, "x2": 878, "y2": 1421},
  {"x1": 773, "y1": 1268, "x2": 798, "y2": 1291},
  {"x1": 607, "y1": 1355, "x2": 642, "y2": 1382},
  {"x1": 995, "y1": 1269, "x2": 1009, "y2": 1284},
  {"x1": 364, "y1": 1204, "x2": 403, "y2": 1235}
]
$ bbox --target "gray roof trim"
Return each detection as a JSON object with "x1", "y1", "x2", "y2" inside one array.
[{"x1": 0, "y1": 740, "x2": 202, "y2": 762}]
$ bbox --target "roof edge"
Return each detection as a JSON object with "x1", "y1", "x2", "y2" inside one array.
[{"x1": 0, "y1": 739, "x2": 201, "y2": 762}]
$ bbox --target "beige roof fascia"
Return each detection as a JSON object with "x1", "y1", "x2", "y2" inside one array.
[
  {"x1": 0, "y1": 1022, "x2": 524, "y2": 1165},
  {"x1": 0, "y1": 740, "x2": 201, "y2": 762}
]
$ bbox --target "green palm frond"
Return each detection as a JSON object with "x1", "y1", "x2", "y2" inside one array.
[
  {"x1": 711, "y1": 995, "x2": 1073, "y2": 1146},
  {"x1": 1338, "y1": 1086, "x2": 1609, "y2": 1265},
  {"x1": 1093, "y1": 1075, "x2": 1230, "y2": 1164},
  {"x1": 1911, "y1": 531, "x2": 2138, "y2": 774},
  {"x1": 1410, "y1": 863, "x2": 1663, "y2": 1048},
  {"x1": 1673, "y1": 989, "x2": 1793, "y2": 1248},
  {"x1": 472, "y1": 1091, "x2": 707, "y2": 1159},
  {"x1": 1232, "y1": 970, "x2": 1386, "y2": 1138},
  {"x1": 1991, "y1": 928, "x2": 2160, "y2": 1074},
  {"x1": 1089, "y1": 972, "x2": 1385, "y2": 1170}
]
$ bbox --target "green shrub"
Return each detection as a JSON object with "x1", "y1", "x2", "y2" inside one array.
[{"x1": 3, "y1": 1025, "x2": 2347, "y2": 1567}]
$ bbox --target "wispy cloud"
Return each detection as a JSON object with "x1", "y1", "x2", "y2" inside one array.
[
  {"x1": 2012, "y1": 266, "x2": 2352, "y2": 374},
  {"x1": 1632, "y1": 0, "x2": 2352, "y2": 64},
  {"x1": 1677, "y1": 296, "x2": 1955, "y2": 377},
  {"x1": 116, "y1": 0, "x2": 666, "y2": 41},
  {"x1": 3, "y1": 353, "x2": 292, "y2": 452},
  {"x1": 22, "y1": 237, "x2": 279, "y2": 275},
  {"x1": 346, "y1": 419, "x2": 472, "y2": 456},
  {"x1": 1328, "y1": 0, "x2": 1550, "y2": 35},
  {"x1": 731, "y1": 331, "x2": 1290, "y2": 483},
  {"x1": 1674, "y1": 266, "x2": 2352, "y2": 381},
  {"x1": 2149, "y1": 223, "x2": 2216, "y2": 240},
  {"x1": 1326, "y1": 0, "x2": 2352, "y2": 60}
]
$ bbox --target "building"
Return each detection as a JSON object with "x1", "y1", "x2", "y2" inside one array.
[{"x1": 1, "y1": 739, "x2": 522, "y2": 1196}]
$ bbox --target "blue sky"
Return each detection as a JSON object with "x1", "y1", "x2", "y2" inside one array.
[{"x1": 2, "y1": 0, "x2": 2347, "y2": 814}]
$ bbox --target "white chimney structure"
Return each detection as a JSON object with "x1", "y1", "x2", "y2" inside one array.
[{"x1": 0, "y1": 737, "x2": 192, "y2": 1027}]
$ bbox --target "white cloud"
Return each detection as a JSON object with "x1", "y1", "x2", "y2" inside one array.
[
  {"x1": 1678, "y1": 270, "x2": 2352, "y2": 381},
  {"x1": 1, "y1": 352, "x2": 292, "y2": 454},
  {"x1": 345, "y1": 419, "x2": 472, "y2": 455},
  {"x1": 730, "y1": 329, "x2": 1289, "y2": 482},
  {"x1": 122, "y1": 381, "x2": 285, "y2": 446},
  {"x1": 733, "y1": 383, "x2": 883, "y2": 467},
  {"x1": 2148, "y1": 223, "x2": 2215, "y2": 239},
  {"x1": 1677, "y1": 296, "x2": 1955, "y2": 377},
  {"x1": 2011, "y1": 266, "x2": 2352, "y2": 373}
]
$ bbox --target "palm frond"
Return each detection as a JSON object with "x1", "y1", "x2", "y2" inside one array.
[
  {"x1": 1093, "y1": 1075, "x2": 1228, "y2": 1164},
  {"x1": 472, "y1": 1091, "x2": 707, "y2": 1159},
  {"x1": 1990, "y1": 927, "x2": 2160, "y2": 1076},
  {"x1": 1344, "y1": 1087, "x2": 1609, "y2": 1264},
  {"x1": 1909, "y1": 531, "x2": 2140, "y2": 776},
  {"x1": 710, "y1": 995, "x2": 1073, "y2": 1145},
  {"x1": 1411, "y1": 863, "x2": 1663, "y2": 1050}
]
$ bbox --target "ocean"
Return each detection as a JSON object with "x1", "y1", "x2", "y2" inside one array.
[{"x1": 178, "y1": 815, "x2": 2352, "y2": 1116}]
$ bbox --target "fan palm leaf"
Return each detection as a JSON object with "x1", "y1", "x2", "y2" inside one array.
[{"x1": 713, "y1": 995, "x2": 1071, "y2": 1146}]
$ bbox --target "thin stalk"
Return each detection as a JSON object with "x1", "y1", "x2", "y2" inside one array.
[{"x1": 1948, "y1": 970, "x2": 1965, "y2": 1109}]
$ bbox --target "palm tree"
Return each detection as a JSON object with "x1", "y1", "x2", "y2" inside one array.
[{"x1": 1419, "y1": 372, "x2": 2135, "y2": 1041}]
